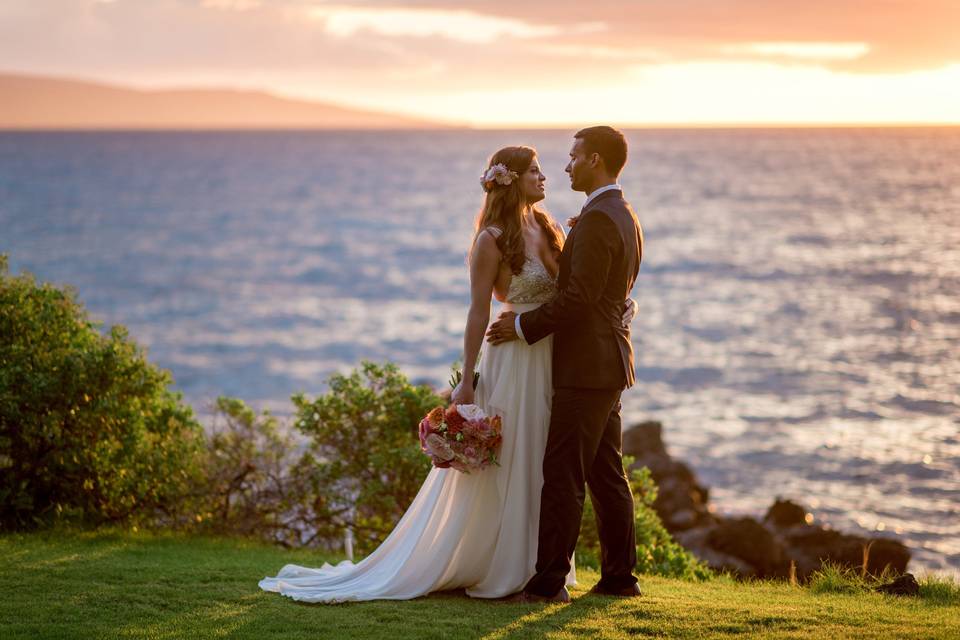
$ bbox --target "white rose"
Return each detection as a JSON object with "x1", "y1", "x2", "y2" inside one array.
[{"x1": 456, "y1": 404, "x2": 486, "y2": 422}]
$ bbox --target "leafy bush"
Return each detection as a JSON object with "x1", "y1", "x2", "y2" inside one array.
[
  {"x1": 577, "y1": 458, "x2": 712, "y2": 580},
  {"x1": 0, "y1": 250, "x2": 720, "y2": 580},
  {"x1": 187, "y1": 397, "x2": 310, "y2": 546},
  {"x1": 0, "y1": 256, "x2": 203, "y2": 528},
  {"x1": 291, "y1": 361, "x2": 441, "y2": 554}
]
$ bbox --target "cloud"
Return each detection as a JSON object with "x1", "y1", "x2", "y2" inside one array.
[
  {"x1": 1, "y1": 0, "x2": 958, "y2": 124},
  {"x1": 366, "y1": 0, "x2": 960, "y2": 73},
  {"x1": 721, "y1": 42, "x2": 871, "y2": 62},
  {"x1": 201, "y1": 0, "x2": 261, "y2": 10},
  {"x1": 0, "y1": 0, "x2": 629, "y2": 94},
  {"x1": 3, "y1": 1, "x2": 957, "y2": 79},
  {"x1": 530, "y1": 43, "x2": 665, "y2": 63},
  {"x1": 306, "y1": 5, "x2": 561, "y2": 44}
]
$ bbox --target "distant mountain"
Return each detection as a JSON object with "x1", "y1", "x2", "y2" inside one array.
[{"x1": 0, "y1": 72, "x2": 443, "y2": 129}]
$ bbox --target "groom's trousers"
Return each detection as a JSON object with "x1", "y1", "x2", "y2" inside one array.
[{"x1": 524, "y1": 386, "x2": 638, "y2": 597}]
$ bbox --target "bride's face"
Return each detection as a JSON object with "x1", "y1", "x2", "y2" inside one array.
[{"x1": 519, "y1": 159, "x2": 546, "y2": 205}]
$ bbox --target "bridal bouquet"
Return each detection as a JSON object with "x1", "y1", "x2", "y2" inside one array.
[{"x1": 419, "y1": 404, "x2": 502, "y2": 473}]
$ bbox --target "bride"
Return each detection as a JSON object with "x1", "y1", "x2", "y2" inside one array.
[{"x1": 258, "y1": 145, "x2": 636, "y2": 602}]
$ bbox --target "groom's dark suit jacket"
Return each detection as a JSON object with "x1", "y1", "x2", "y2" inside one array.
[{"x1": 519, "y1": 189, "x2": 643, "y2": 389}]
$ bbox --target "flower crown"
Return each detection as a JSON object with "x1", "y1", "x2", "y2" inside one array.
[{"x1": 480, "y1": 163, "x2": 518, "y2": 193}]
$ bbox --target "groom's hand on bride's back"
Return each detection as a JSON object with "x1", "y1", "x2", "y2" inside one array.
[
  {"x1": 486, "y1": 311, "x2": 519, "y2": 345},
  {"x1": 621, "y1": 298, "x2": 638, "y2": 327}
]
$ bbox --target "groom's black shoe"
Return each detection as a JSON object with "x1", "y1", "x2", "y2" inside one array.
[
  {"x1": 505, "y1": 587, "x2": 571, "y2": 604},
  {"x1": 588, "y1": 583, "x2": 642, "y2": 598}
]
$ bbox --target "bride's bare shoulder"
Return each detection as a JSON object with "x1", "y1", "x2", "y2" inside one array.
[
  {"x1": 473, "y1": 227, "x2": 503, "y2": 254},
  {"x1": 472, "y1": 226, "x2": 502, "y2": 260},
  {"x1": 482, "y1": 226, "x2": 503, "y2": 239}
]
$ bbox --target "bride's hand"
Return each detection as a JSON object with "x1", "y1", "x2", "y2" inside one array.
[
  {"x1": 450, "y1": 380, "x2": 474, "y2": 406},
  {"x1": 621, "y1": 297, "x2": 639, "y2": 327}
]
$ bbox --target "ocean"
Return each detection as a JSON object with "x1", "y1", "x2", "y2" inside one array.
[{"x1": 1, "y1": 128, "x2": 958, "y2": 572}]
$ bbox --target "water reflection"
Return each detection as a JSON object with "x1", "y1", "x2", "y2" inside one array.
[{"x1": 2, "y1": 128, "x2": 958, "y2": 572}]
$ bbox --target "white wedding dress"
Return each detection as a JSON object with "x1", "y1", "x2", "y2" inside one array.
[{"x1": 258, "y1": 252, "x2": 574, "y2": 602}]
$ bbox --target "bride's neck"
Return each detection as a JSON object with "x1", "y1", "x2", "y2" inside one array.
[{"x1": 521, "y1": 206, "x2": 537, "y2": 227}]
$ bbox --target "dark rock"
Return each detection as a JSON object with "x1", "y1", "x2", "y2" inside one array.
[
  {"x1": 765, "y1": 498, "x2": 809, "y2": 528},
  {"x1": 875, "y1": 573, "x2": 920, "y2": 596},
  {"x1": 783, "y1": 527, "x2": 910, "y2": 578},
  {"x1": 666, "y1": 509, "x2": 699, "y2": 530},
  {"x1": 622, "y1": 421, "x2": 667, "y2": 457},
  {"x1": 674, "y1": 526, "x2": 757, "y2": 577},
  {"x1": 865, "y1": 539, "x2": 913, "y2": 575},
  {"x1": 653, "y1": 471, "x2": 709, "y2": 515},
  {"x1": 624, "y1": 422, "x2": 712, "y2": 531},
  {"x1": 705, "y1": 517, "x2": 791, "y2": 578},
  {"x1": 621, "y1": 422, "x2": 913, "y2": 580}
]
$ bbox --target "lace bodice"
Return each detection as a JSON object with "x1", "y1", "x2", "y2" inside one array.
[{"x1": 506, "y1": 255, "x2": 558, "y2": 304}]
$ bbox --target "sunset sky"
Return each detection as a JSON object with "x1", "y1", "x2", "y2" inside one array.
[{"x1": 2, "y1": 0, "x2": 960, "y2": 126}]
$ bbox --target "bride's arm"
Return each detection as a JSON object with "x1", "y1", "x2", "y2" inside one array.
[
  {"x1": 451, "y1": 230, "x2": 500, "y2": 405},
  {"x1": 544, "y1": 218, "x2": 564, "y2": 278}
]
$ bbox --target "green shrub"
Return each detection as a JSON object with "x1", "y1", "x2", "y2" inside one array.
[
  {"x1": 577, "y1": 458, "x2": 712, "y2": 580},
  {"x1": 291, "y1": 361, "x2": 441, "y2": 554},
  {"x1": 0, "y1": 248, "x2": 724, "y2": 579},
  {"x1": 0, "y1": 256, "x2": 203, "y2": 528},
  {"x1": 187, "y1": 397, "x2": 310, "y2": 546}
]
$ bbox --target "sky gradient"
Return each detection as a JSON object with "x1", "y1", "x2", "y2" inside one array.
[{"x1": 2, "y1": 0, "x2": 959, "y2": 126}]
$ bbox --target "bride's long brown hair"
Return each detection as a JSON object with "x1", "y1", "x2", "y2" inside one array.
[{"x1": 473, "y1": 146, "x2": 563, "y2": 275}]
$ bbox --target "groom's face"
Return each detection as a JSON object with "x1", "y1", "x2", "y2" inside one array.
[{"x1": 565, "y1": 139, "x2": 592, "y2": 193}]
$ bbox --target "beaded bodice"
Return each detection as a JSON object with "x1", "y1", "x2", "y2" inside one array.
[{"x1": 505, "y1": 255, "x2": 559, "y2": 304}]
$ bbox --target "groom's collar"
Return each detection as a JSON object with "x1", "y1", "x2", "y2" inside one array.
[{"x1": 583, "y1": 183, "x2": 622, "y2": 209}]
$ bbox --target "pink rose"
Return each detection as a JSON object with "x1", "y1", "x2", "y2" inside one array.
[
  {"x1": 418, "y1": 417, "x2": 432, "y2": 449},
  {"x1": 425, "y1": 433, "x2": 455, "y2": 462}
]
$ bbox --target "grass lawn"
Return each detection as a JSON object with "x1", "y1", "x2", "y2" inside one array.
[{"x1": 1, "y1": 530, "x2": 957, "y2": 639}]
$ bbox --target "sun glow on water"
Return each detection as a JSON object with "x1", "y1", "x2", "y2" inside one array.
[{"x1": 3, "y1": 128, "x2": 958, "y2": 572}]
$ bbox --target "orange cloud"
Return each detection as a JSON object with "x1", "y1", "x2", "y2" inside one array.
[
  {"x1": 307, "y1": 5, "x2": 562, "y2": 43},
  {"x1": 381, "y1": 0, "x2": 960, "y2": 73},
  {"x1": 1, "y1": 0, "x2": 958, "y2": 125}
]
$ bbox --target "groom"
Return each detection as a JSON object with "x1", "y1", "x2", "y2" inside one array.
[{"x1": 486, "y1": 125, "x2": 643, "y2": 602}]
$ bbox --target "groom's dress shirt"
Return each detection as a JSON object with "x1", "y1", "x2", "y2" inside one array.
[
  {"x1": 514, "y1": 184, "x2": 622, "y2": 341},
  {"x1": 582, "y1": 183, "x2": 622, "y2": 208}
]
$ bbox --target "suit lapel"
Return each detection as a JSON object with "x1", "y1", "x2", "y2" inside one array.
[
  {"x1": 560, "y1": 189, "x2": 626, "y2": 287},
  {"x1": 562, "y1": 190, "x2": 619, "y2": 286},
  {"x1": 557, "y1": 229, "x2": 573, "y2": 288}
]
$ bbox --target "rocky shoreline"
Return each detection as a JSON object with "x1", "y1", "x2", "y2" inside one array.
[{"x1": 623, "y1": 421, "x2": 911, "y2": 580}]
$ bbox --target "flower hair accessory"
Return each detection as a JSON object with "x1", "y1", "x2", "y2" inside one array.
[{"x1": 480, "y1": 163, "x2": 518, "y2": 192}]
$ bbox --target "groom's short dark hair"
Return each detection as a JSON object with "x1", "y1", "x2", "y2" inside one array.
[{"x1": 575, "y1": 126, "x2": 628, "y2": 177}]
